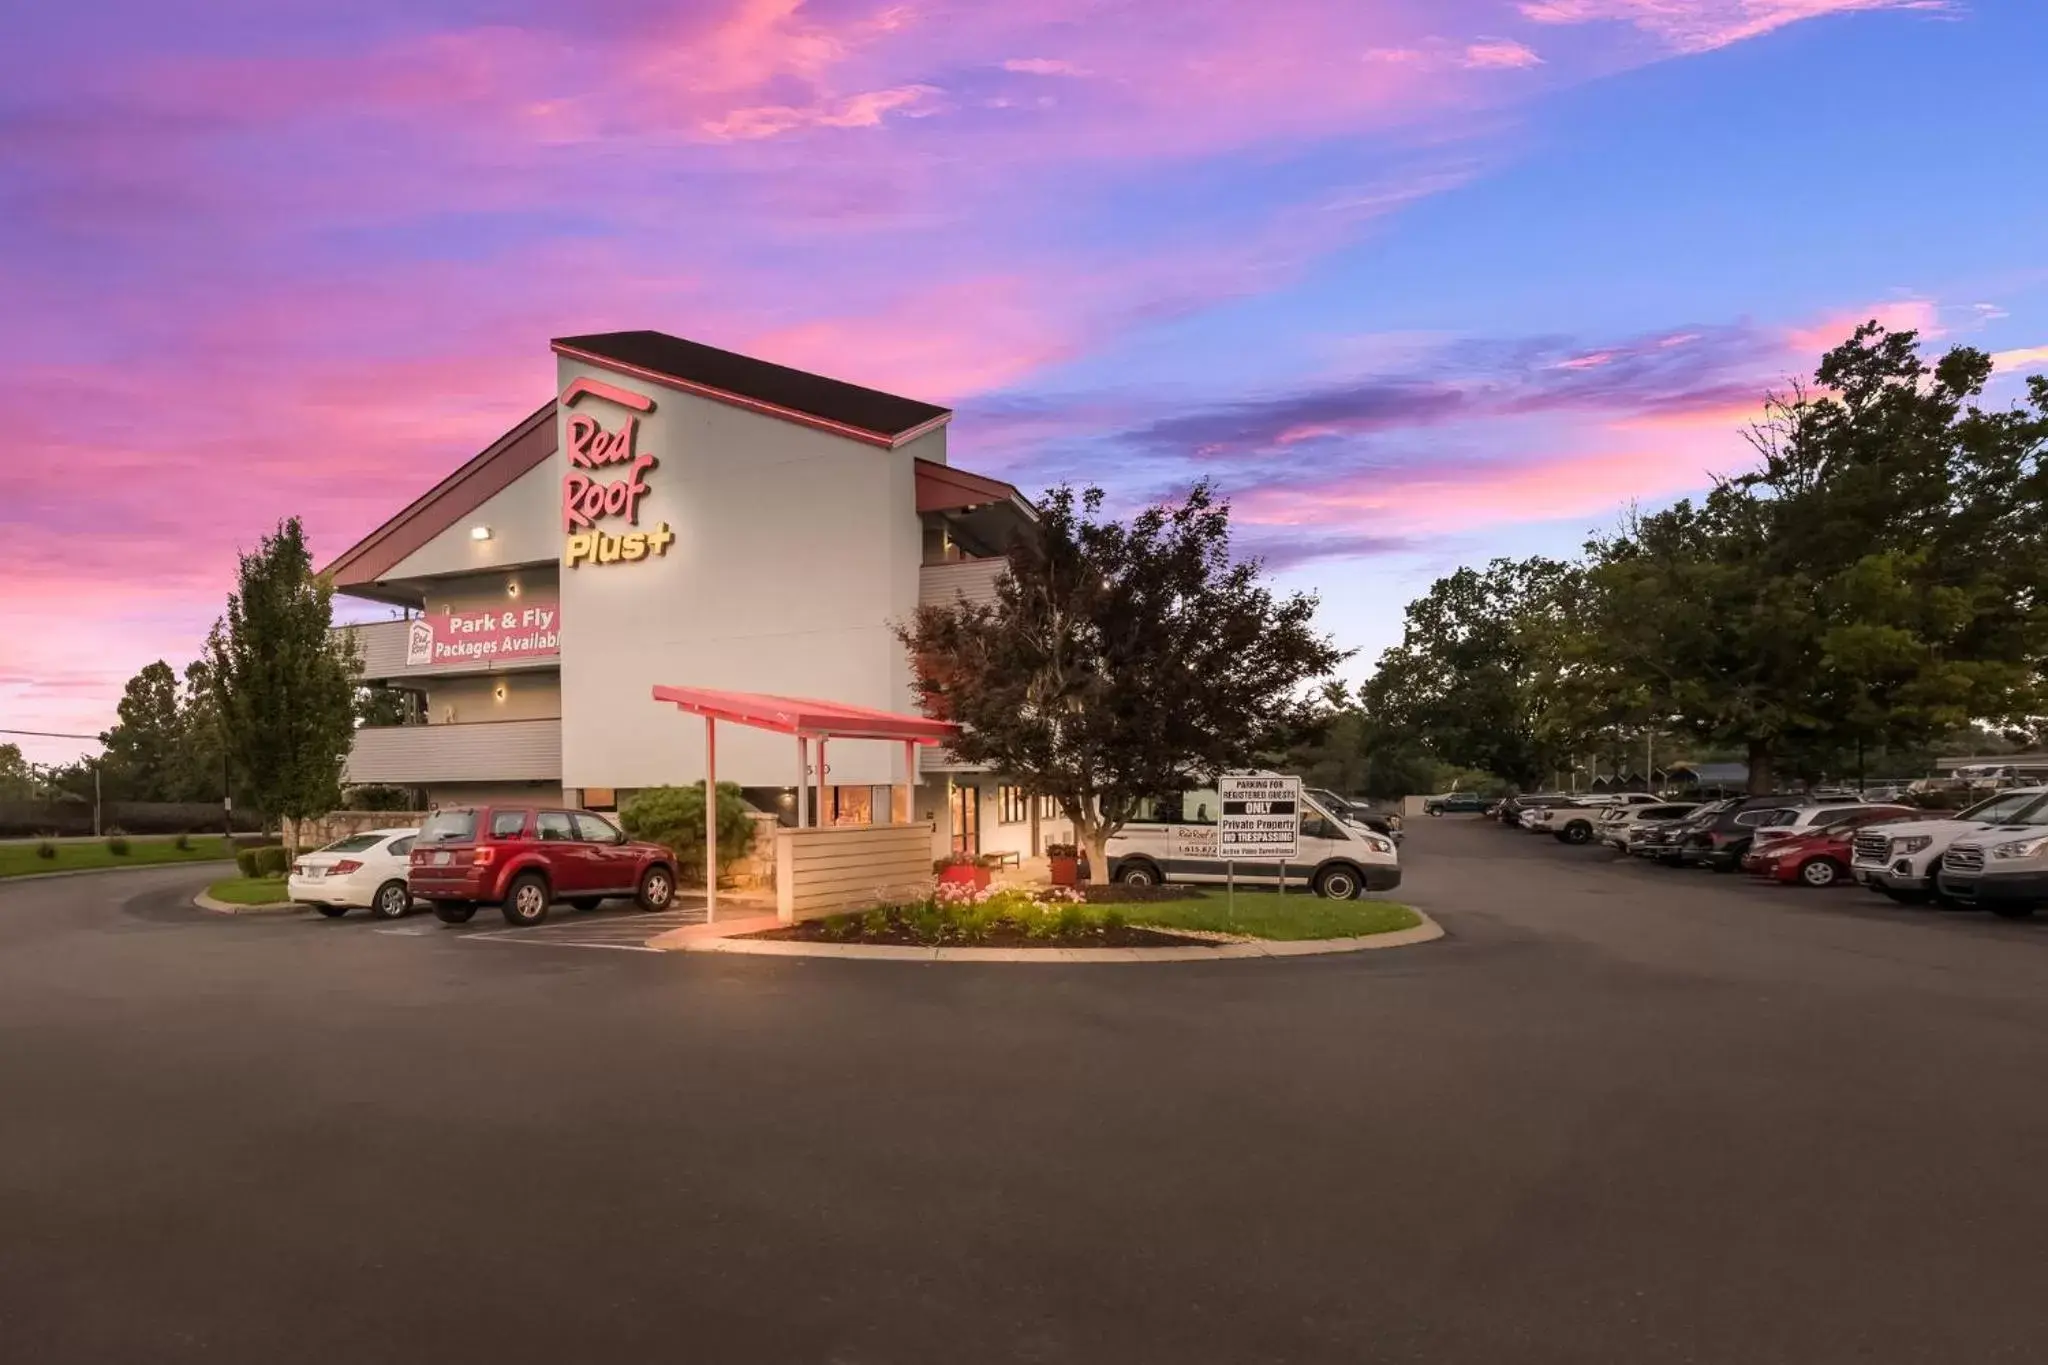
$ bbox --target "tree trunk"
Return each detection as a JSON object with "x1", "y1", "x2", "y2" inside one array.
[
  {"x1": 1084, "y1": 828, "x2": 1112, "y2": 887},
  {"x1": 1747, "y1": 739, "x2": 1774, "y2": 796}
]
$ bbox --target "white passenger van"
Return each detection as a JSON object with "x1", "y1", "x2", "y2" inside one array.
[{"x1": 1104, "y1": 778, "x2": 1402, "y2": 899}]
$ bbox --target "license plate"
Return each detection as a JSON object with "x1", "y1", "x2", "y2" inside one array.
[
  {"x1": 303, "y1": 867, "x2": 324, "y2": 879},
  {"x1": 434, "y1": 850, "x2": 452, "y2": 866}
]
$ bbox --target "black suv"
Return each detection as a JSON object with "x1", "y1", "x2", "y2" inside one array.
[
  {"x1": 1637, "y1": 800, "x2": 1732, "y2": 862},
  {"x1": 1677, "y1": 794, "x2": 1815, "y2": 871}
]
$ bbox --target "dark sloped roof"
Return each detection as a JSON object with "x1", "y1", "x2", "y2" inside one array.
[{"x1": 551, "y1": 330, "x2": 951, "y2": 446}]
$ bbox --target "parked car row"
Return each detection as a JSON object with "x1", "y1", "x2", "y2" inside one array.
[
  {"x1": 287, "y1": 805, "x2": 681, "y2": 927},
  {"x1": 1499, "y1": 783, "x2": 2048, "y2": 918}
]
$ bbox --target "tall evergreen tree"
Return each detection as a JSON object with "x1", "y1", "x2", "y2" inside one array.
[{"x1": 207, "y1": 518, "x2": 360, "y2": 847}]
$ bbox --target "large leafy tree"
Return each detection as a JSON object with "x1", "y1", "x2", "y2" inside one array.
[
  {"x1": 1361, "y1": 557, "x2": 1584, "y2": 790},
  {"x1": 99, "y1": 661, "x2": 185, "y2": 801},
  {"x1": 899, "y1": 482, "x2": 1347, "y2": 883},
  {"x1": 207, "y1": 518, "x2": 360, "y2": 847},
  {"x1": 0, "y1": 743, "x2": 35, "y2": 800},
  {"x1": 1580, "y1": 325, "x2": 2048, "y2": 792}
]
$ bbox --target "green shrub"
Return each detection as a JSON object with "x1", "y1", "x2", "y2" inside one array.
[
  {"x1": 860, "y1": 907, "x2": 892, "y2": 938},
  {"x1": 236, "y1": 848, "x2": 262, "y2": 878},
  {"x1": 106, "y1": 836, "x2": 131, "y2": 856},
  {"x1": 1079, "y1": 882, "x2": 1202, "y2": 904},
  {"x1": 35, "y1": 841, "x2": 57, "y2": 861},
  {"x1": 255, "y1": 845, "x2": 292, "y2": 878},
  {"x1": 174, "y1": 833, "x2": 192, "y2": 852},
  {"x1": 619, "y1": 783, "x2": 757, "y2": 878},
  {"x1": 1100, "y1": 907, "x2": 1127, "y2": 933}
]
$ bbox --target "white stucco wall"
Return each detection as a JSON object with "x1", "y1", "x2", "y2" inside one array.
[
  {"x1": 554, "y1": 355, "x2": 937, "y2": 791},
  {"x1": 387, "y1": 460, "x2": 561, "y2": 580}
]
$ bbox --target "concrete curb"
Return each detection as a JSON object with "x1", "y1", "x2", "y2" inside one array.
[
  {"x1": 1, "y1": 859, "x2": 234, "y2": 888},
  {"x1": 193, "y1": 890, "x2": 303, "y2": 916},
  {"x1": 663, "y1": 909, "x2": 1444, "y2": 963}
]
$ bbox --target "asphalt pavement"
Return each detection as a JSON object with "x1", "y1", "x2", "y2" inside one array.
[{"x1": 3, "y1": 822, "x2": 2047, "y2": 1364}]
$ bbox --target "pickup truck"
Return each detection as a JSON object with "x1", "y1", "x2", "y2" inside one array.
[{"x1": 1423, "y1": 791, "x2": 1490, "y2": 815}]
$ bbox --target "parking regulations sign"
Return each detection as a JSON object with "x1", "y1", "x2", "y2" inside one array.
[{"x1": 1217, "y1": 775, "x2": 1301, "y2": 860}]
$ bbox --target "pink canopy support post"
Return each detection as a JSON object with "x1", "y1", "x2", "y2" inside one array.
[{"x1": 704, "y1": 715, "x2": 717, "y2": 922}]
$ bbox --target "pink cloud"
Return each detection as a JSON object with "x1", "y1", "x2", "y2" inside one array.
[
  {"x1": 1462, "y1": 40, "x2": 1545, "y2": 68},
  {"x1": 1003, "y1": 58, "x2": 1091, "y2": 76},
  {"x1": 1784, "y1": 298, "x2": 1942, "y2": 355},
  {"x1": 1517, "y1": 0, "x2": 1949, "y2": 53},
  {"x1": 1990, "y1": 345, "x2": 2048, "y2": 373}
]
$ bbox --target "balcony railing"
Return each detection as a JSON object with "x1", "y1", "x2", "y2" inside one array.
[
  {"x1": 343, "y1": 718, "x2": 562, "y2": 786},
  {"x1": 919, "y1": 558, "x2": 1006, "y2": 609}
]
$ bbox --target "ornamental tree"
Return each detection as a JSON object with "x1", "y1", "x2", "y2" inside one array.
[
  {"x1": 898, "y1": 482, "x2": 1347, "y2": 884},
  {"x1": 207, "y1": 517, "x2": 360, "y2": 850}
]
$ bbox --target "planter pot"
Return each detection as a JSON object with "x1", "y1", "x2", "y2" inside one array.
[
  {"x1": 1048, "y1": 856, "x2": 1080, "y2": 888},
  {"x1": 938, "y1": 863, "x2": 992, "y2": 890}
]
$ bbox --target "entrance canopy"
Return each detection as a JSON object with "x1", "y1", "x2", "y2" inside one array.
[
  {"x1": 650, "y1": 685, "x2": 957, "y2": 923},
  {"x1": 650, "y1": 685, "x2": 958, "y2": 744}
]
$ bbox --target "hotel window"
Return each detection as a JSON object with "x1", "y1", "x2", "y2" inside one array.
[{"x1": 999, "y1": 785, "x2": 1030, "y2": 825}]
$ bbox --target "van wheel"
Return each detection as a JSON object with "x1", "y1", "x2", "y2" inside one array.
[
  {"x1": 432, "y1": 902, "x2": 476, "y2": 924},
  {"x1": 1115, "y1": 860, "x2": 1160, "y2": 887},
  {"x1": 1315, "y1": 865, "x2": 1361, "y2": 900},
  {"x1": 501, "y1": 873, "x2": 551, "y2": 927},
  {"x1": 1561, "y1": 821, "x2": 1593, "y2": 845},
  {"x1": 370, "y1": 881, "x2": 412, "y2": 919}
]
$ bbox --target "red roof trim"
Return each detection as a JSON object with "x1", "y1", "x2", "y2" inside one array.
[
  {"x1": 322, "y1": 400, "x2": 558, "y2": 588},
  {"x1": 561, "y1": 377, "x2": 655, "y2": 412},
  {"x1": 553, "y1": 342, "x2": 950, "y2": 450},
  {"x1": 651, "y1": 685, "x2": 959, "y2": 743}
]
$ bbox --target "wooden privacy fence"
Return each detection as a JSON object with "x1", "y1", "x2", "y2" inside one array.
[{"x1": 776, "y1": 822, "x2": 935, "y2": 923}]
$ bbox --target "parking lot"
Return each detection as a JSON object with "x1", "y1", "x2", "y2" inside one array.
[{"x1": 6, "y1": 823, "x2": 2048, "y2": 1363}]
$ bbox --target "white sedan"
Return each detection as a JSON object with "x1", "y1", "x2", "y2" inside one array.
[{"x1": 288, "y1": 828, "x2": 420, "y2": 920}]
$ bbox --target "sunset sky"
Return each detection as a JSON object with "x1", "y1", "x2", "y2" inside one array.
[{"x1": 5, "y1": 0, "x2": 2046, "y2": 765}]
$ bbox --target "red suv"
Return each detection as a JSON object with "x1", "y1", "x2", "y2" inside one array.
[{"x1": 408, "y1": 806, "x2": 680, "y2": 927}]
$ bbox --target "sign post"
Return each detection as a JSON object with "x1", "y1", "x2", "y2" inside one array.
[{"x1": 1218, "y1": 774, "x2": 1301, "y2": 920}]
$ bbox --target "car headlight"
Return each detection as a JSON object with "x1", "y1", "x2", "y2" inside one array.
[
  {"x1": 1992, "y1": 836, "x2": 2048, "y2": 860},
  {"x1": 1362, "y1": 835, "x2": 1394, "y2": 854},
  {"x1": 1892, "y1": 836, "x2": 1933, "y2": 855}
]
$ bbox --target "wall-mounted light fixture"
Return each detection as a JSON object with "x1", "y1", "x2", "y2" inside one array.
[
  {"x1": 505, "y1": 579, "x2": 520, "y2": 598},
  {"x1": 470, "y1": 525, "x2": 493, "y2": 542},
  {"x1": 493, "y1": 683, "x2": 507, "y2": 702}
]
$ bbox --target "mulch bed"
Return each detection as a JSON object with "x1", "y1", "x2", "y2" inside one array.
[{"x1": 746, "y1": 923, "x2": 1215, "y2": 949}]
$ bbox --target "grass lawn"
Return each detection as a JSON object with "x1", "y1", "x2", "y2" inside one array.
[
  {"x1": 1127, "y1": 891, "x2": 1422, "y2": 941},
  {"x1": 205, "y1": 875, "x2": 294, "y2": 906},
  {"x1": 0, "y1": 836, "x2": 233, "y2": 879}
]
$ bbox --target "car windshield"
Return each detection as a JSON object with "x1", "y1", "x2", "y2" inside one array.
[
  {"x1": 1959, "y1": 791, "x2": 2048, "y2": 824},
  {"x1": 1986, "y1": 796, "x2": 2048, "y2": 827},
  {"x1": 417, "y1": 811, "x2": 477, "y2": 843},
  {"x1": 318, "y1": 834, "x2": 384, "y2": 854}
]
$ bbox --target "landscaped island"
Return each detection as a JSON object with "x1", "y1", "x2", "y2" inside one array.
[{"x1": 748, "y1": 883, "x2": 1422, "y2": 949}]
